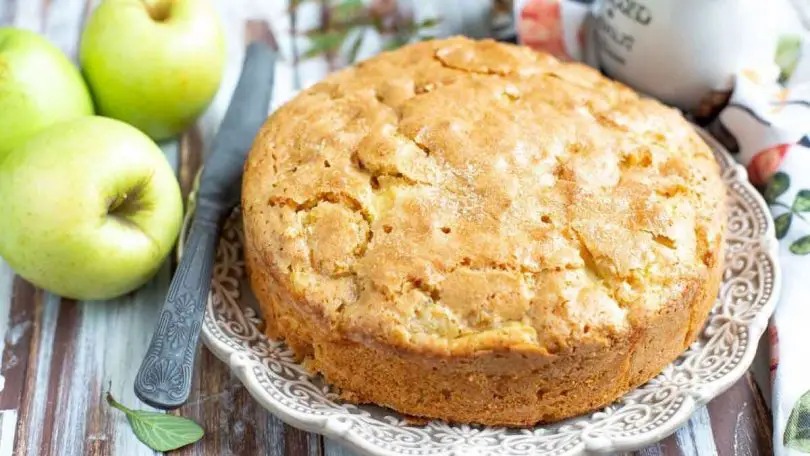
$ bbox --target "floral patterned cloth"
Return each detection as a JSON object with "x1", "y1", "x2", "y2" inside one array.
[
  {"x1": 515, "y1": 0, "x2": 810, "y2": 452},
  {"x1": 715, "y1": 72, "x2": 810, "y2": 455},
  {"x1": 515, "y1": 0, "x2": 590, "y2": 60}
]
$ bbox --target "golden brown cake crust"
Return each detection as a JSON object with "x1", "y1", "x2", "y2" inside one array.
[{"x1": 242, "y1": 37, "x2": 726, "y2": 426}]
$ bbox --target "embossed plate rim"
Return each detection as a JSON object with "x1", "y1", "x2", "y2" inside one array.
[{"x1": 184, "y1": 128, "x2": 780, "y2": 455}]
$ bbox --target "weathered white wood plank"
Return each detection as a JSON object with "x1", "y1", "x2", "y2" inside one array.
[
  {"x1": 751, "y1": 333, "x2": 771, "y2": 410},
  {"x1": 324, "y1": 438, "x2": 357, "y2": 456},
  {"x1": 0, "y1": 1, "x2": 8, "y2": 25},
  {"x1": 309, "y1": 433, "x2": 322, "y2": 456},
  {"x1": 10, "y1": 0, "x2": 43, "y2": 31},
  {"x1": 0, "y1": 261, "x2": 16, "y2": 456},
  {"x1": 41, "y1": 0, "x2": 88, "y2": 59},
  {"x1": 707, "y1": 372, "x2": 773, "y2": 456},
  {"x1": 675, "y1": 406, "x2": 719, "y2": 456},
  {"x1": 20, "y1": 291, "x2": 59, "y2": 456},
  {"x1": 0, "y1": 262, "x2": 14, "y2": 394},
  {"x1": 0, "y1": 409, "x2": 15, "y2": 456}
]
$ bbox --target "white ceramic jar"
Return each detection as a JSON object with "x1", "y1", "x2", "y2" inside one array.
[{"x1": 594, "y1": 0, "x2": 783, "y2": 110}]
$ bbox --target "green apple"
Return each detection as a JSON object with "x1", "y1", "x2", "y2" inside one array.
[
  {"x1": 0, "y1": 27, "x2": 94, "y2": 158},
  {"x1": 0, "y1": 116, "x2": 183, "y2": 300},
  {"x1": 79, "y1": 0, "x2": 225, "y2": 141}
]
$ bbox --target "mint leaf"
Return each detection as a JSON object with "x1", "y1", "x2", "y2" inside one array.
[
  {"x1": 786, "y1": 389, "x2": 810, "y2": 450},
  {"x1": 106, "y1": 393, "x2": 204, "y2": 452},
  {"x1": 765, "y1": 172, "x2": 790, "y2": 203},
  {"x1": 775, "y1": 212, "x2": 792, "y2": 239},
  {"x1": 793, "y1": 189, "x2": 810, "y2": 212},
  {"x1": 790, "y1": 236, "x2": 810, "y2": 255}
]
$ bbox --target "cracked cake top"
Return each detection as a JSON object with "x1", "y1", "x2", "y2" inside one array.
[{"x1": 242, "y1": 37, "x2": 725, "y2": 356}]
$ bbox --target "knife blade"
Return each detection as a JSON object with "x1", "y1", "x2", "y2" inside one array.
[{"x1": 134, "y1": 42, "x2": 276, "y2": 410}]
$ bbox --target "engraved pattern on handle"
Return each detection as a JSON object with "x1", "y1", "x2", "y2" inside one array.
[{"x1": 134, "y1": 207, "x2": 220, "y2": 410}]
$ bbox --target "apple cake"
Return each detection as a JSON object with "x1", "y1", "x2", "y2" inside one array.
[{"x1": 241, "y1": 37, "x2": 725, "y2": 426}]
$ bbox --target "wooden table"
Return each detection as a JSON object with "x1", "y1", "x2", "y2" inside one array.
[{"x1": 0, "y1": 1, "x2": 775, "y2": 454}]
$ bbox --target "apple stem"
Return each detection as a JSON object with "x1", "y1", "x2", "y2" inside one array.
[{"x1": 141, "y1": 0, "x2": 172, "y2": 22}]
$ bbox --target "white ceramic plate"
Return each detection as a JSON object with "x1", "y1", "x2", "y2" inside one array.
[{"x1": 186, "y1": 131, "x2": 780, "y2": 456}]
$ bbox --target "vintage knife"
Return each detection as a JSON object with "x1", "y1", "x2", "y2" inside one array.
[{"x1": 134, "y1": 42, "x2": 276, "y2": 409}]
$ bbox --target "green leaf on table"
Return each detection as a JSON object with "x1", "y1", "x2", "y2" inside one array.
[
  {"x1": 793, "y1": 189, "x2": 810, "y2": 212},
  {"x1": 775, "y1": 212, "x2": 793, "y2": 239},
  {"x1": 106, "y1": 393, "x2": 204, "y2": 452},
  {"x1": 790, "y1": 236, "x2": 810, "y2": 255},
  {"x1": 765, "y1": 172, "x2": 790, "y2": 203},
  {"x1": 786, "y1": 389, "x2": 810, "y2": 451},
  {"x1": 776, "y1": 34, "x2": 802, "y2": 83}
]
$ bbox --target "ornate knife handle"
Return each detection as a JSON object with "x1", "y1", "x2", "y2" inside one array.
[
  {"x1": 134, "y1": 201, "x2": 221, "y2": 409},
  {"x1": 133, "y1": 41, "x2": 275, "y2": 409}
]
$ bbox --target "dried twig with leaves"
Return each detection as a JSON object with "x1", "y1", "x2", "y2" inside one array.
[{"x1": 297, "y1": 0, "x2": 440, "y2": 64}]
